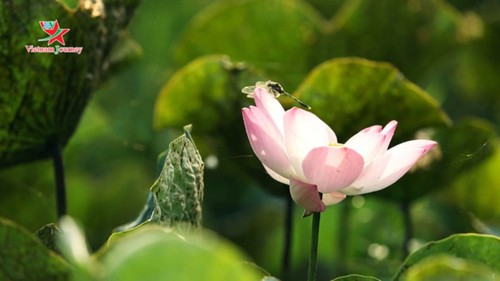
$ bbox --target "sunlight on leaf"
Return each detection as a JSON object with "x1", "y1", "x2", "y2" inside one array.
[
  {"x1": 99, "y1": 225, "x2": 261, "y2": 281},
  {"x1": 59, "y1": 216, "x2": 90, "y2": 265},
  {"x1": 394, "y1": 233, "x2": 500, "y2": 280},
  {"x1": 401, "y1": 254, "x2": 498, "y2": 281}
]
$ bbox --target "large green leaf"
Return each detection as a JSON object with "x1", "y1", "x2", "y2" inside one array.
[
  {"x1": 442, "y1": 137, "x2": 500, "y2": 221},
  {"x1": 154, "y1": 55, "x2": 289, "y2": 200},
  {"x1": 0, "y1": 0, "x2": 140, "y2": 167},
  {"x1": 154, "y1": 55, "x2": 263, "y2": 136},
  {"x1": 172, "y1": 0, "x2": 324, "y2": 89},
  {"x1": 294, "y1": 58, "x2": 450, "y2": 141},
  {"x1": 0, "y1": 218, "x2": 70, "y2": 281},
  {"x1": 400, "y1": 254, "x2": 499, "y2": 281},
  {"x1": 378, "y1": 118, "x2": 497, "y2": 201},
  {"x1": 394, "y1": 233, "x2": 500, "y2": 280},
  {"x1": 321, "y1": 0, "x2": 464, "y2": 81},
  {"x1": 99, "y1": 226, "x2": 261, "y2": 281},
  {"x1": 154, "y1": 54, "x2": 266, "y2": 180},
  {"x1": 293, "y1": 59, "x2": 495, "y2": 203}
]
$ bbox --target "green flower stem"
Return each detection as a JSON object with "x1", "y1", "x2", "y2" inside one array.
[
  {"x1": 307, "y1": 205, "x2": 322, "y2": 281},
  {"x1": 281, "y1": 194, "x2": 294, "y2": 280},
  {"x1": 51, "y1": 142, "x2": 66, "y2": 219},
  {"x1": 338, "y1": 200, "x2": 350, "y2": 274},
  {"x1": 401, "y1": 200, "x2": 412, "y2": 258}
]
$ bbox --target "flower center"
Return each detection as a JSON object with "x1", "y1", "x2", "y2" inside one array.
[{"x1": 328, "y1": 142, "x2": 343, "y2": 147}]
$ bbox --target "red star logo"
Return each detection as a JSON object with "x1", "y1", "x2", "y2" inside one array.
[{"x1": 38, "y1": 20, "x2": 70, "y2": 45}]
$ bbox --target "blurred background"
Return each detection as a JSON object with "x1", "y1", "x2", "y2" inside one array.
[{"x1": 1, "y1": 0, "x2": 499, "y2": 280}]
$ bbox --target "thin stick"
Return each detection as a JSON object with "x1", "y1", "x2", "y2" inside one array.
[{"x1": 51, "y1": 142, "x2": 67, "y2": 219}]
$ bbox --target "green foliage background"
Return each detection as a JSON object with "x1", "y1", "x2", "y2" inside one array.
[{"x1": 1, "y1": 0, "x2": 499, "y2": 280}]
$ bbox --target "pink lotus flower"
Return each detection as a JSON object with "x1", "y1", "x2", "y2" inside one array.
[{"x1": 241, "y1": 84, "x2": 437, "y2": 213}]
